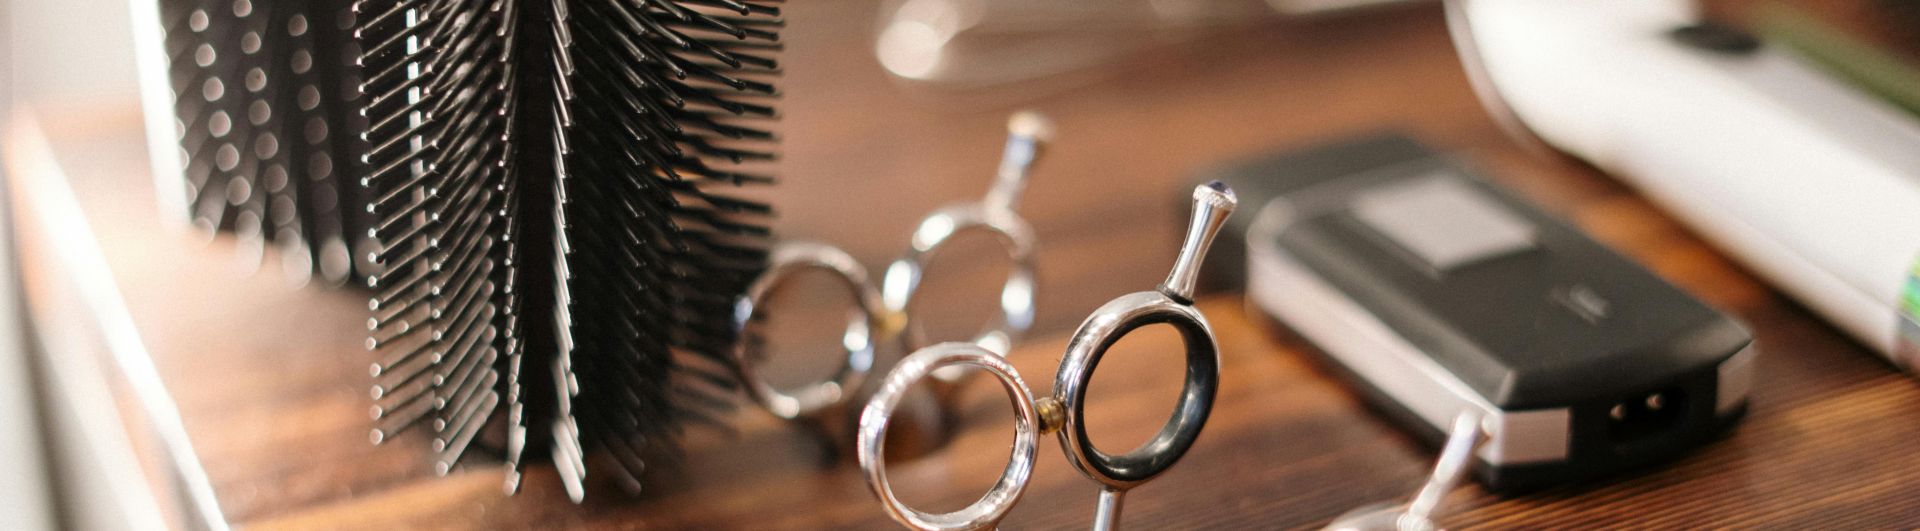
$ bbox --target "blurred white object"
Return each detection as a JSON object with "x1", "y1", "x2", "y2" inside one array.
[
  {"x1": 0, "y1": 48, "x2": 60, "y2": 531},
  {"x1": 8, "y1": 114, "x2": 229, "y2": 530},
  {"x1": 1449, "y1": 0, "x2": 1920, "y2": 371},
  {"x1": 876, "y1": 0, "x2": 1416, "y2": 88}
]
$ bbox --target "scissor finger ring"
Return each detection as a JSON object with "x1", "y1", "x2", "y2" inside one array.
[
  {"x1": 860, "y1": 182, "x2": 1237, "y2": 531},
  {"x1": 858, "y1": 343, "x2": 1043, "y2": 531},
  {"x1": 731, "y1": 242, "x2": 887, "y2": 421},
  {"x1": 1057, "y1": 292, "x2": 1219, "y2": 487}
]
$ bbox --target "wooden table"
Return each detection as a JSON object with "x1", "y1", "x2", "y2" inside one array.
[{"x1": 9, "y1": 0, "x2": 1920, "y2": 528}]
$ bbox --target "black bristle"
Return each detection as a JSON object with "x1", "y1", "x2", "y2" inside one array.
[
  {"x1": 357, "y1": 0, "x2": 778, "y2": 497},
  {"x1": 156, "y1": 0, "x2": 371, "y2": 287}
]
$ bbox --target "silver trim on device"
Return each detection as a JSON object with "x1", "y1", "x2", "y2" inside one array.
[{"x1": 1716, "y1": 344, "x2": 1756, "y2": 416}]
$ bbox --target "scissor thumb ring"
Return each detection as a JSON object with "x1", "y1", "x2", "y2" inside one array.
[{"x1": 857, "y1": 182, "x2": 1237, "y2": 531}]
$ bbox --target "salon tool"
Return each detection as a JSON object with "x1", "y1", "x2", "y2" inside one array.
[
  {"x1": 1233, "y1": 134, "x2": 1753, "y2": 489},
  {"x1": 1449, "y1": 0, "x2": 1920, "y2": 373},
  {"x1": 136, "y1": 0, "x2": 373, "y2": 286},
  {"x1": 1325, "y1": 413, "x2": 1486, "y2": 531},
  {"x1": 357, "y1": 0, "x2": 781, "y2": 499},
  {"x1": 731, "y1": 111, "x2": 1049, "y2": 455},
  {"x1": 857, "y1": 182, "x2": 1235, "y2": 531}
]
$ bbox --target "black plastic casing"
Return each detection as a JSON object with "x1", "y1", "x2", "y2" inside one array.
[{"x1": 1205, "y1": 133, "x2": 1753, "y2": 490}]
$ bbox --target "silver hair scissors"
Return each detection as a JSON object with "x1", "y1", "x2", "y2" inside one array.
[
  {"x1": 856, "y1": 182, "x2": 1237, "y2": 531},
  {"x1": 728, "y1": 112, "x2": 1053, "y2": 448}
]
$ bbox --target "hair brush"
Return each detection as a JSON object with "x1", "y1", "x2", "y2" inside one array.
[
  {"x1": 356, "y1": 0, "x2": 781, "y2": 499},
  {"x1": 144, "y1": 0, "x2": 375, "y2": 287}
]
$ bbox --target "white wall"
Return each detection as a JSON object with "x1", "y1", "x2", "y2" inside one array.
[
  {"x1": 5, "y1": 2, "x2": 144, "y2": 529},
  {"x1": 0, "y1": 1, "x2": 56, "y2": 529},
  {"x1": 9, "y1": 0, "x2": 141, "y2": 107}
]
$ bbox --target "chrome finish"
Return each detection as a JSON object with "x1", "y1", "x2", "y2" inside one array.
[
  {"x1": 1325, "y1": 413, "x2": 1488, "y2": 531},
  {"x1": 988, "y1": 111, "x2": 1053, "y2": 211},
  {"x1": 859, "y1": 183, "x2": 1235, "y2": 530},
  {"x1": 731, "y1": 242, "x2": 887, "y2": 422},
  {"x1": 882, "y1": 112, "x2": 1048, "y2": 400},
  {"x1": 1159, "y1": 181, "x2": 1235, "y2": 303},
  {"x1": 734, "y1": 112, "x2": 1051, "y2": 451},
  {"x1": 857, "y1": 344, "x2": 1040, "y2": 531},
  {"x1": 1093, "y1": 487, "x2": 1125, "y2": 531},
  {"x1": 1053, "y1": 291, "x2": 1217, "y2": 491}
]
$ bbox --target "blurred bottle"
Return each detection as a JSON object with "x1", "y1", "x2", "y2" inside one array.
[{"x1": 875, "y1": 0, "x2": 1417, "y2": 90}]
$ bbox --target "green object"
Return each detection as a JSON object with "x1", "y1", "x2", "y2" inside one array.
[
  {"x1": 1756, "y1": 2, "x2": 1920, "y2": 119},
  {"x1": 1905, "y1": 257, "x2": 1920, "y2": 318},
  {"x1": 1902, "y1": 257, "x2": 1920, "y2": 366}
]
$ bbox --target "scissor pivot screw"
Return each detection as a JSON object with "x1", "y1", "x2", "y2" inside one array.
[{"x1": 1036, "y1": 397, "x2": 1066, "y2": 435}]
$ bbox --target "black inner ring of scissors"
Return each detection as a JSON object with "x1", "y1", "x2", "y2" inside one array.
[{"x1": 1068, "y1": 308, "x2": 1219, "y2": 484}]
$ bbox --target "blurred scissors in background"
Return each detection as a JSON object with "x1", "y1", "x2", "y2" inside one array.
[{"x1": 729, "y1": 112, "x2": 1054, "y2": 455}]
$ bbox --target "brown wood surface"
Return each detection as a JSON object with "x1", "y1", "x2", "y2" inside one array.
[{"x1": 12, "y1": 0, "x2": 1920, "y2": 528}]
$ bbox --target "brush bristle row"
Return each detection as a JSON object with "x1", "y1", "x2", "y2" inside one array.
[
  {"x1": 357, "y1": 0, "x2": 778, "y2": 495},
  {"x1": 358, "y1": 0, "x2": 519, "y2": 474},
  {"x1": 158, "y1": 0, "x2": 369, "y2": 286},
  {"x1": 548, "y1": 0, "x2": 780, "y2": 496}
]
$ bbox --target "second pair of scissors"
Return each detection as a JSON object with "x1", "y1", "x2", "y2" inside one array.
[{"x1": 728, "y1": 112, "x2": 1056, "y2": 438}]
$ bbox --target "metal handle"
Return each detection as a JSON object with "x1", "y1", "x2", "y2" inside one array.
[
  {"x1": 986, "y1": 111, "x2": 1053, "y2": 212},
  {"x1": 1407, "y1": 413, "x2": 1487, "y2": 524},
  {"x1": 1053, "y1": 292, "x2": 1220, "y2": 491},
  {"x1": 861, "y1": 183, "x2": 1236, "y2": 530},
  {"x1": 1322, "y1": 412, "x2": 1488, "y2": 531},
  {"x1": 1160, "y1": 181, "x2": 1236, "y2": 303},
  {"x1": 880, "y1": 207, "x2": 1038, "y2": 359},
  {"x1": 1092, "y1": 487, "x2": 1126, "y2": 531}
]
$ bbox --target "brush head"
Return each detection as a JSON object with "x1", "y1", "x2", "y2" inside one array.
[
  {"x1": 357, "y1": 0, "x2": 781, "y2": 497},
  {"x1": 153, "y1": 0, "x2": 372, "y2": 288}
]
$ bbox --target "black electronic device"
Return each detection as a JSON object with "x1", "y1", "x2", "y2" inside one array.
[{"x1": 1215, "y1": 134, "x2": 1755, "y2": 490}]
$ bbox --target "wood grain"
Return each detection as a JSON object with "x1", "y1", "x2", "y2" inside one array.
[{"x1": 13, "y1": 0, "x2": 1920, "y2": 528}]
